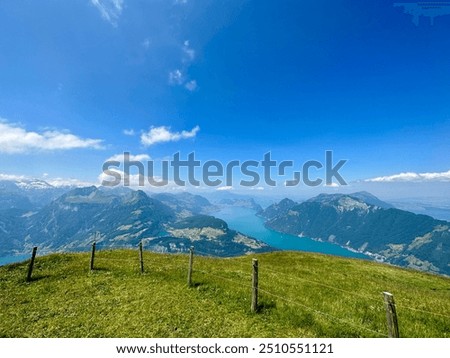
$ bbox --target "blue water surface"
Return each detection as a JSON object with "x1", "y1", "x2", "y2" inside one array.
[
  {"x1": 0, "y1": 254, "x2": 31, "y2": 267},
  {"x1": 215, "y1": 206, "x2": 369, "y2": 260}
]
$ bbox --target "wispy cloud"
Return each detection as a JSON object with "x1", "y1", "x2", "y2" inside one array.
[
  {"x1": 91, "y1": 0, "x2": 124, "y2": 27},
  {"x1": 250, "y1": 186, "x2": 265, "y2": 191},
  {"x1": 98, "y1": 169, "x2": 185, "y2": 192},
  {"x1": 168, "y1": 39, "x2": 198, "y2": 91},
  {"x1": 0, "y1": 173, "x2": 27, "y2": 181},
  {"x1": 0, "y1": 173, "x2": 95, "y2": 188},
  {"x1": 142, "y1": 38, "x2": 151, "y2": 49},
  {"x1": 141, "y1": 125, "x2": 200, "y2": 146},
  {"x1": 217, "y1": 186, "x2": 233, "y2": 191},
  {"x1": 0, "y1": 120, "x2": 103, "y2": 154},
  {"x1": 168, "y1": 69, "x2": 184, "y2": 85},
  {"x1": 46, "y1": 177, "x2": 96, "y2": 188},
  {"x1": 123, "y1": 129, "x2": 135, "y2": 136},
  {"x1": 365, "y1": 170, "x2": 450, "y2": 182},
  {"x1": 182, "y1": 40, "x2": 195, "y2": 62},
  {"x1": 185, "y1": 80, "x2": 197, "y2": 91},
  {"x1": 106, "y1": 153, "x2": 151, "y2": 162}
]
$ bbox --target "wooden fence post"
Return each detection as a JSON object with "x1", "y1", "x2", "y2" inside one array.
[
  {"x1": 383, "y1": 291, "x2": 400, "y2": 338},
  {"x1": 187, "y1": 246, "x2": 194, "y2": 286},
  {"x1": 90, "y1": 242, "x2": 96, "y2": 272},
  {"x1": 26, "y1": 246, "x2": 37, "y2": 282},
  {"x1": 139, "y1": 241, "x2": 144, "y2": 274},
  {"x1": 251, "y1": 258, "x2": 258, "y2": 313}
]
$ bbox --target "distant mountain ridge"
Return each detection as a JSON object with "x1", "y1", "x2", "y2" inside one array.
[
  {"x1": 217, "y1": 197, "x2": 263, "y2": 212},
  {"x1": 260, "y1": 192, "x2": 450, "y2": 275},
  {"x1": 152, "y1": 192, "x2": 217, "y2": 218},
  {"x1": 0, "y1": 183, "x2": 272, "y2": 258},
  {"x1": 258, "y1": 198, "x2": 297, "y2": 220},
  {"x1": 24, "y1": 187, "x2": 174, "y2": 252},
  {"x1": 0, "y1": 178, "x2": 69, "y2": 210}
]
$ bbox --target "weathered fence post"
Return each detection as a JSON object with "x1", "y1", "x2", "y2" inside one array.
[
  {"x1": 383, "y1": 291, "x2": 400, "y2": 338},
  {"x1": 187, "y1": 246, "x2": 194, "y2": 286},
  {"x1": 251, "y1": 258, "x2": 259, "y2": 313},
  {"x1": 139, "y1": 241, "x2": 144, "y2": 274},
  {"x1": 26, "y1": 246, "x2": 37, "y2": 282},
  {"x1": 90, "y1": 242, "x2": 96, "y2": 272}
]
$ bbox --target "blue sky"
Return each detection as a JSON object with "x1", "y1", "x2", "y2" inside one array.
[{"x1": 0, "y1": 0, "x2": 449, "y2": 198}]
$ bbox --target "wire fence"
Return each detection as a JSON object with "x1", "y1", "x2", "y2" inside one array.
[
  {"x1": 261, "y1": 266, "x2": 382, "y2": 303},
  {"x1": 193, "y1": 263, "x2": 388, "y2": 337},
  {"x1": 20, "y1": 243, "x2": 450, "y2": 337},
  {"x1": 193, "y1": 259, "x2": 388, "y2": 337},
  {"x1": 193, "y1": 254, "x2": 450, "y2": 321}
]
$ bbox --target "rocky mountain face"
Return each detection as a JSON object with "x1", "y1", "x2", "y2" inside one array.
[
  {"x1": 258, "y1": 198, "x2": 297, "y2": 220},
  {"x1": 0, "y1": 182, "x2": 272, "y2": 257},
  {"x1": 217, "y1": 197, "x2": 263, "y2": 212},
  {"x1": 24, "y1": 187, "x2": 175, "y2": 252},
  {"x1": 260, "y1": 193, "x2": 450, "y2": 275},
  {"x1": 151, "y1": 192, "x2": 217, "y2": 218}
]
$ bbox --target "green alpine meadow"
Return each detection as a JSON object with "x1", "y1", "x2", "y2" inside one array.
[{"x1": 1, "y1": 250, "x2": 449, "y2": 338}]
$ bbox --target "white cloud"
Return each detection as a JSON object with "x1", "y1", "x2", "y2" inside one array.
[
  {"x1": 106, "y1": 153, "x2": 151, "y2": 162},
  {"x1": 98, "y1": 169, "x2": 184, "y2": 192},
  {"x1": 185, "y1": 80, "x2": 197, "y2": 91},
  {"x1": 182, "y1": 40, "x2": 195, "y2": 62},
  {"x1": 98, "y1": 169, "x2": 141, "y2": 187},
  {"x1": 46, "y1": 177, "x2": 96, "y2": 188},
  {"x1": 168, "y1": 69, "x2": 184, "y2": 85},
  {"x1": 324, "y1": 182, "x2": 340, "y2": 187},
  {"x1": 141, "y1": 125, "x2": 200, "y2": 146},
  {"x1": 91, "y1": 0, "x2": 124, "y2": 27},
  {"x1": 0, "y1": 120, "x2": 103, "y2": 154},
  {"x1": 123, "y1": 129, "x2": 135, "y2": 136},
  {"x1": 175, "y1": 0, "x2": 188, "y2": 4},
  {"x1": 0, "y1": 173, "x2": 27, "y2": 181},
  {"x1": 0, "y1": 173, "x2": 95, "y2": 188},
  {"x1": 365, "y1": 170, "x2": 450, "y2": 183},
  {"x1": 168, "y1": 40, "x2": 198, "y2": 91},
  {"x1": 142, "y1": 38, "x2": 151, "y2": 49},
  {"x1": 217, "y1": 186, "x2": 233, "y2": 191}
]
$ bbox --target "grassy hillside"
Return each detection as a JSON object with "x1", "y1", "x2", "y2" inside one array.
[{"x1": 0, "y1": 250, "x2": 449, "y2": 338}]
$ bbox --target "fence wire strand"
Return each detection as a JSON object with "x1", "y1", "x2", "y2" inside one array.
[
  {"x1": 258, "y1": 287, "x2": 388, "y2": 337},
  {"x1": 395, "y1": 304, "x2": 450, "y2": 319},
  {"x1": 195, "y1": 269, "x2": 253, "y2": 289},
  {"x1": 262, "y1": 266, "x2": 382, "y2": 303},
  {"x1": 195, "y1": 266, "x2": 387, "y2": 337},
  {"x1": 94, "y1": 257, "x2": 138, "y2": 263}
]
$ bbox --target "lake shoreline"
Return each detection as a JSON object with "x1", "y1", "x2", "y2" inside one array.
[{"x1": 214, "y1": 206, "x2": 370, "y2": 261}]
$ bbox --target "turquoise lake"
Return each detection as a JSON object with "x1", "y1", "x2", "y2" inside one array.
[
  {"x1": 215, "y1": 206, "x2": 369, "y2": 260},
  {"x1": 0, "y1": 207, "x2": 369, "y2": 266},
  {"x1": 0, "y1": 254, "x2": 31, "y2": 267}
]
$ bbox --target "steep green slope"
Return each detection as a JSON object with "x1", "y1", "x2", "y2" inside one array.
[{"x1": 1, "y1": 251, "x2": 449, "y2": 338}]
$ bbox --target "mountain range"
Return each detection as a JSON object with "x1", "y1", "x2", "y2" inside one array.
[
  {"x1": 1, "y1": 178, "x2": 449, "y2": 275},
  {"x1": 259, "y1": 192, "x2": 450, "y2": 275},
  {"x1": 0, "y1": 180, "x2": 271, "y2": 257}
]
